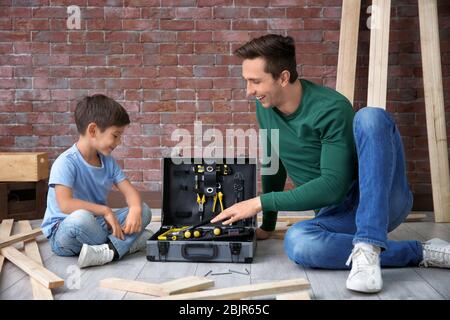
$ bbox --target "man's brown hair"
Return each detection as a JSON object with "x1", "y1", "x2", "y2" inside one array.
[
  {"x1": 75, "y1": 94, "x2": 130, "y2": 134},
  {"x1": 234, "y1": 34, "x2": 298, "y2": 83}
]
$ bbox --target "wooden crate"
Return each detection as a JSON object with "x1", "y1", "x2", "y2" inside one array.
[
  {"x1": 0, "y1": 152, "x2": 49, "y2": 182},
  {"x1": 0, "y1": 180, "x2": 48, "y2": 221}
]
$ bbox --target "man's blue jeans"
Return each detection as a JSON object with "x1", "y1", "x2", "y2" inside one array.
[
  {"x1": 284, "y1": 107, "x2": 423, "y2": 269},
  {"x1": 50, "y1": 202, "x2": 152, "y2": 259}
]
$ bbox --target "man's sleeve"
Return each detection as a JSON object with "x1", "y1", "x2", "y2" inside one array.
[
  {"x1": 260, "y1": 158, "x2": 286, "y2": 231},
  {"x1": 259, "y1": 103, "x2": 356, "y2": 212},
  {"x1": 257, "y1": 104, "x2": 287, "y2": 231}
]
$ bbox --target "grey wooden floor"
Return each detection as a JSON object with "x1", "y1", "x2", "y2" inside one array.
[{"x1": 1, "y1": 210, "x2": 449, "y2": 300}]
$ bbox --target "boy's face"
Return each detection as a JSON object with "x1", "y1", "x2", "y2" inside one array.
[
  {"x1": 90, "y1": 124, "x2": 125, "y2": 156},
  {"x1": 242, "y1": 57, "x2": 283, "y2": 109}
]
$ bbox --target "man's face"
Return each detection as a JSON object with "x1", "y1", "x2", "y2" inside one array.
[
  {"x1": 93, "y1": 125, "x2": 125, "y2": 156},
  {"x1": 242, "y1": 57, "x2": 282, "y2": 108}
]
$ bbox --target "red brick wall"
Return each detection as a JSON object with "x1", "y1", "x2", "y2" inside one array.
[{"x1": 0, "y1": 0, "x2": 448, "y2": 211}]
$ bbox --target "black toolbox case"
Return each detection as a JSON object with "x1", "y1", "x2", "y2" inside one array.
[{"x1": 146, "y1": 158, "x2": 257, "y2": 263}]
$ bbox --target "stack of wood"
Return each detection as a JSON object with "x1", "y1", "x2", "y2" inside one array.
[
  {"x1": 0, "y1": 153, "x2": 49, "y2": 221},
  {"x1": 0, "y1": 219, "x2": 64, "y2": 300}
]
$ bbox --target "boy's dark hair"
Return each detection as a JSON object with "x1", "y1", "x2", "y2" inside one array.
[
  {"x1": 234, "y1": 34, "x2": 298, "y2": 83},
  {"x1": 75, "y1": 94, "x2": 130, "y2": 134}
]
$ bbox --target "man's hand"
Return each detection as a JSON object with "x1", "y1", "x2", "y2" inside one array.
[
  {"x1": 210, "y1": 197, "x2": 262, "y2": 225},
  {"x1": 122, "y1": 206, "x2": 142, "y2": 235},
  {"x1": 103, "y1": 207, "x2": 125, "y2": 240}
]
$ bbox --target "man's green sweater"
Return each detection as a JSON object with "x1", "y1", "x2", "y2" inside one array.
[{"x1": 257, "y1": 79, "x2": 358, "y2": 231}]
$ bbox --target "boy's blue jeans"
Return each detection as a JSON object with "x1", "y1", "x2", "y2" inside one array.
[
  {"x1": 50, "y1": 202, "x2": 152, "y2": 259},
  {"x1": 284, "y1": 107, "x2": 424, "y2": 269}
]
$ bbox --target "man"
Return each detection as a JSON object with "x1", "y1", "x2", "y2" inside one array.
[{"x1": 211, "y1": 34, "x2": 450, "y2": 293}]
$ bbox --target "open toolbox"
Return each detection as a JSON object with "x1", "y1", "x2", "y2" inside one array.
[{"x1": 146, "y1": 158, "x2": 257, "y2": 263}]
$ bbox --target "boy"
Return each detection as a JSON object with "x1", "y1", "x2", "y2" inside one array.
[
  {"x1": 211, "y1": 34, "x2": 450, "y2": 293},
  {"x1": 41, "y1": 94, "x2": 152, "y2": 268}
]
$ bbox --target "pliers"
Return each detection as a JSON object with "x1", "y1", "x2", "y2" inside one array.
[
  {"x1": 197, "y1": 193, "x2": 206, "y2": 212},
  {"x1": 212, "y1": 191, "x2": 224, "y2": 213}
]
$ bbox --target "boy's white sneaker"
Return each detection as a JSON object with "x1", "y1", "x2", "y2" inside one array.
[
  {"x1": 345, "y1": 243, "x2": 383, "y2": 293},
  {"x1": 420, "y1": 238, "x2": 450, "y2": 268},
  {"x1": 78, "y1": 243, "x2": 114, "y2": 268}
]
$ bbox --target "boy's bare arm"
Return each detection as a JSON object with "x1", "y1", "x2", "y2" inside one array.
[
  {"x1": 115, "y1": 179, "x2": 142, "y2": 210},
  {"x1": 115, "y1": 179, "x2": 143, "y2": 234},
  {"x1": 55, "y1": 184, "x2": 109, "y2": 216},
  {"x1": 55, "y1": 184, "x2": 124, "y2": 239}
]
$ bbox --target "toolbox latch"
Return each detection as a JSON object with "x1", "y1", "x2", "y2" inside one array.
[
  {"x1": 229, "y1": 242, "x2": 242, "y2": 256},
  {"x1": 158, "y1": 241, "x2": 170, "y2": 258}
]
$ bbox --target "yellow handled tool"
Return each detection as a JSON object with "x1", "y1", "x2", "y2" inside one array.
[
  {"x1": 157, "y1": 226, "x2": 190, "y2": 240},
  {"x1": 212, "y1": 191, "x2": 224, "y2": 213},
  {"x1": 196, "y1": 193, "x2": 206, "y2": 212}
]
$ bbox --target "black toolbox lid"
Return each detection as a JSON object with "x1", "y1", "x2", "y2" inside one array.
[{"x1": 160, "y1": 158, "x2": 257, "y2": 228}]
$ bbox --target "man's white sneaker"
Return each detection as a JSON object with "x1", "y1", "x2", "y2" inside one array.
[
  {"x1": 129, "y1": 229, "x2": 154, "y2": 254},
  {"x1": 78, "y1": 243, "x2": 114, "y2": 268},
  {"x1": 420, "y1": 238, "x2": 450, "y2": 268},
  {"x1": 345, "y1": 243, "x2": 383, "y2": 293}
]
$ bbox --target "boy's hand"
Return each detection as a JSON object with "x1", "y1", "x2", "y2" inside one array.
[
  {"x1": 103, "y1": 207, "x2": 125, "y2": 240},
  {"x1": 122, "y1": 206, "x2": 142, "y2": 235}
]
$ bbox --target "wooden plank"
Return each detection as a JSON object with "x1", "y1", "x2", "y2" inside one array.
[
  {"x1": 100, "y1": 276, "x2": 214, "y2": 297},
  {"x1": 0, "y1": 152, "x2": 49, "y2": 182},
  {"x1": 418, "y1": 0, "x2": 450, "y2": 223},
  {"x1": 276, "y1": 290, "x2": 311, "y2": 300},
  {"x1": 162, "y1": 276, "x2": 215, "y2": 294},
  {"x1": 367, "y1": 0, "x2": 391, "y2": 108},
  {"x1": 158, "y1": 278, "x2": 310, "y2": 300},
  {"x1": 335, "y1": 0, "x2": 361, "y2": 104},
  {"x1": 16, "y1": 220, "x2": 53, "y2": 300},
  {"x1": 405, "y1": 213, "x2": 427, "y2": 222},
  {"x1": 0, "y1": 246, "x2": 64, "y2": 289},
  {"x1": 0, "y1": 228, "x2": 42, "y2": 249},
  {"x1": 269, "y1": 230, "x2": 287, "y2": 240},
  {"x1": 0, "y1": 219, "x2": 14, "y2": 274}
]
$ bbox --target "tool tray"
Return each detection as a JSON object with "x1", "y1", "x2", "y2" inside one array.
[{"x1": 147, "y1": 158, "x2": 257, "y2": 263}]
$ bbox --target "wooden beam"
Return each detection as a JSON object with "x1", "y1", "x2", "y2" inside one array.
[
  {"x1": 276, "y1": 290, "x2": 311, "y2": 300},
  {"x1": 16, "y1": 221, "x2": 53, "y2": 300},
  {"x1": 0, "y1": 228, "x2": 43, "y2": 250},
  {"x1": 258, "y1": 216, "x2": 312, "y2": 226},
  {"x1": 418, "y1": 0, "x2": 450, "y2": 222},
  {"x1": 336, "y1": 0, "x2": 361, "y2": 104},
  {"x1": 100, "y1": 276, "x2": 214, "y2": 297},
  {"x1": 0, "y1": 246, "x2": 64, "y2": 289},
  {"x1": 0, "y1": 219, "x2": 14, "y2": 274},
  {"x1": 158, "y1": 278, "x2": 310, "y2": 300},
  {"x1": 405, "y1": 213, "x2": 427, "y2": 222},
  {"x1": 367, "y1": 0, "x2": 391, "y2": 108}
]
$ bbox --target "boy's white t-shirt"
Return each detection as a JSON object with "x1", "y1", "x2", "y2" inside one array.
[{"x1": 41, "y1": 144, "x2": 126, "y2": 238}]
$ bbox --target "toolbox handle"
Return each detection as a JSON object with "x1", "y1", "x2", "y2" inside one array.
[{"x1": 181, "y1": 243, "x2": 218, "y2": 261}]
